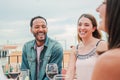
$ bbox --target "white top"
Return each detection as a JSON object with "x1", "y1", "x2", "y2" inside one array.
[
  {"x1": 76, "y1": 53, "x2": 97, "y2": 80},
  {"x1": 75, "y1": 40, "x2": 102, "y2": 80}
]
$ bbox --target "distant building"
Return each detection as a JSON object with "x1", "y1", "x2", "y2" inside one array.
[
  {"x1": 0, "y1": 44, "x2": 21, "y2": 58},
  {"x1": 0, "y1": 44, "x2": 23, "y2": 65}
]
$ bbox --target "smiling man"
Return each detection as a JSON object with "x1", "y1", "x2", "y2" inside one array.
[{"x1": 21, "y1": 16, "x2": 63, "y2": 80}]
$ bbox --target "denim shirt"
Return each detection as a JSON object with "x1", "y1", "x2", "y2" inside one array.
[{"x1": 21, "y1": 36, "x2": 63, "y2": 80}]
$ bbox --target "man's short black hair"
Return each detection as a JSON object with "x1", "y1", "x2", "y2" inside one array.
[{"x1": 30, "y1": 16, "x2": 47, "y2": 27}]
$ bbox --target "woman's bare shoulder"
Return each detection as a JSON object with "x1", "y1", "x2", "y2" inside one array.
[
  {"x1": 92, "y1": 49, "x2": 120, "y2": 80},
  {"x1": 96, "y1": 40, "x2": 108, "y2": 54},
  {"x1": 98, "y1": 49, "x2": 120, "y2": 66},
  {"x1": 100, "y1": 49, "x2": 120, "y2": 60}
]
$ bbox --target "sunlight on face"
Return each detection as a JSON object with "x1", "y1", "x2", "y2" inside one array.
[
  {"x1": 96, "y1": 0, "x2": 106, "y2": 31},
  {"x1": 31, "y1": 18, "x2": 48, "y2": 42},
  {"x1": 77, "y1": 17, "x2": 95, "y2": 39}
]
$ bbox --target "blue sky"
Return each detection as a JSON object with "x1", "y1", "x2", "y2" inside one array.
[{"x1": 0, "y1": 0, "x2": 103, "y2": 49}]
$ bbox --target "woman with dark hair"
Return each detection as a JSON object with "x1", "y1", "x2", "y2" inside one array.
[
  {"x1": 92, "y1": 0, "x2": 120, "y2": 80},
  {"x1": 66, "y1": 13, "x2": 108, "y2": 80}
]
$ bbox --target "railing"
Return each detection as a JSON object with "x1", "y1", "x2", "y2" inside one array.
[
  {"x1": 62, "y1": 50, "x2": 70, "y2": 68},
  {"x1": 5, "y1": 51, "x2": 70, "y2": 67},
  {"x1": 7, "y1": 55, "x2": 22, "y2": 64}
]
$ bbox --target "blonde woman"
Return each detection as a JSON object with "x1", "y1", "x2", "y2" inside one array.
[{"x1": 66, "y1": 14, "x2": 108, "y2": 80}]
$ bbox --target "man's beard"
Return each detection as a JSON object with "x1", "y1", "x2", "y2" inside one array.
[
  {"x1": 36, "y1": 38, "x2": 45, "y2": 42},
  {"x1": 34, "y1": 33, "x2": 46, "y2": 42}
]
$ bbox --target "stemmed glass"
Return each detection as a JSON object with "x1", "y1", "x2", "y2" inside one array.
[
  {"x1": 2, "y1": 64, "x2": 10, "y2": 79},
  {"x1": 2, "y1": 63, "x2": 20, "y2": 80},
  {"x1": 46, "y1": 63, "x2": 58, "y2": 80},
  {"x1": 8, "y1": 63, "x2": 21, "y2": 80},
  {"x1": 19, "y1": 69, "x2": 29, "y2": 80}
]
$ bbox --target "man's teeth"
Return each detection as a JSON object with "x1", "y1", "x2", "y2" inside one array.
[{"x1": 38, "y1": 33, "x2": 44, "y2": 36}]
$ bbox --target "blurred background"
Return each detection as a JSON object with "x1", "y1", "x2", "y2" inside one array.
[{"x1": 0, "y1": 0, "x2": 107, "y2": 67}]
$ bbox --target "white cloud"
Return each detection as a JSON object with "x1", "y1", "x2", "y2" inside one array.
[{"x1": 0, "y1": 0, "x2": 103, "y2": 49}]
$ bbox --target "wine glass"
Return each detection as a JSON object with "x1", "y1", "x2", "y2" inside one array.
[
  {"x1": 8, "y1": 63, "x2": 20, "y2": 80},
  {"x1": 19, "y1": 69, "x2": 29, "y2": 80},
  {"x1": 2, "y1": 64, "x2": 10, "y2": 79},
  {"x1": 53, "y1": 74, "x2": 69, "y2": 80},
  {"x1": 46, "y1": 63, "x2": 58, "y2": 80}
]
